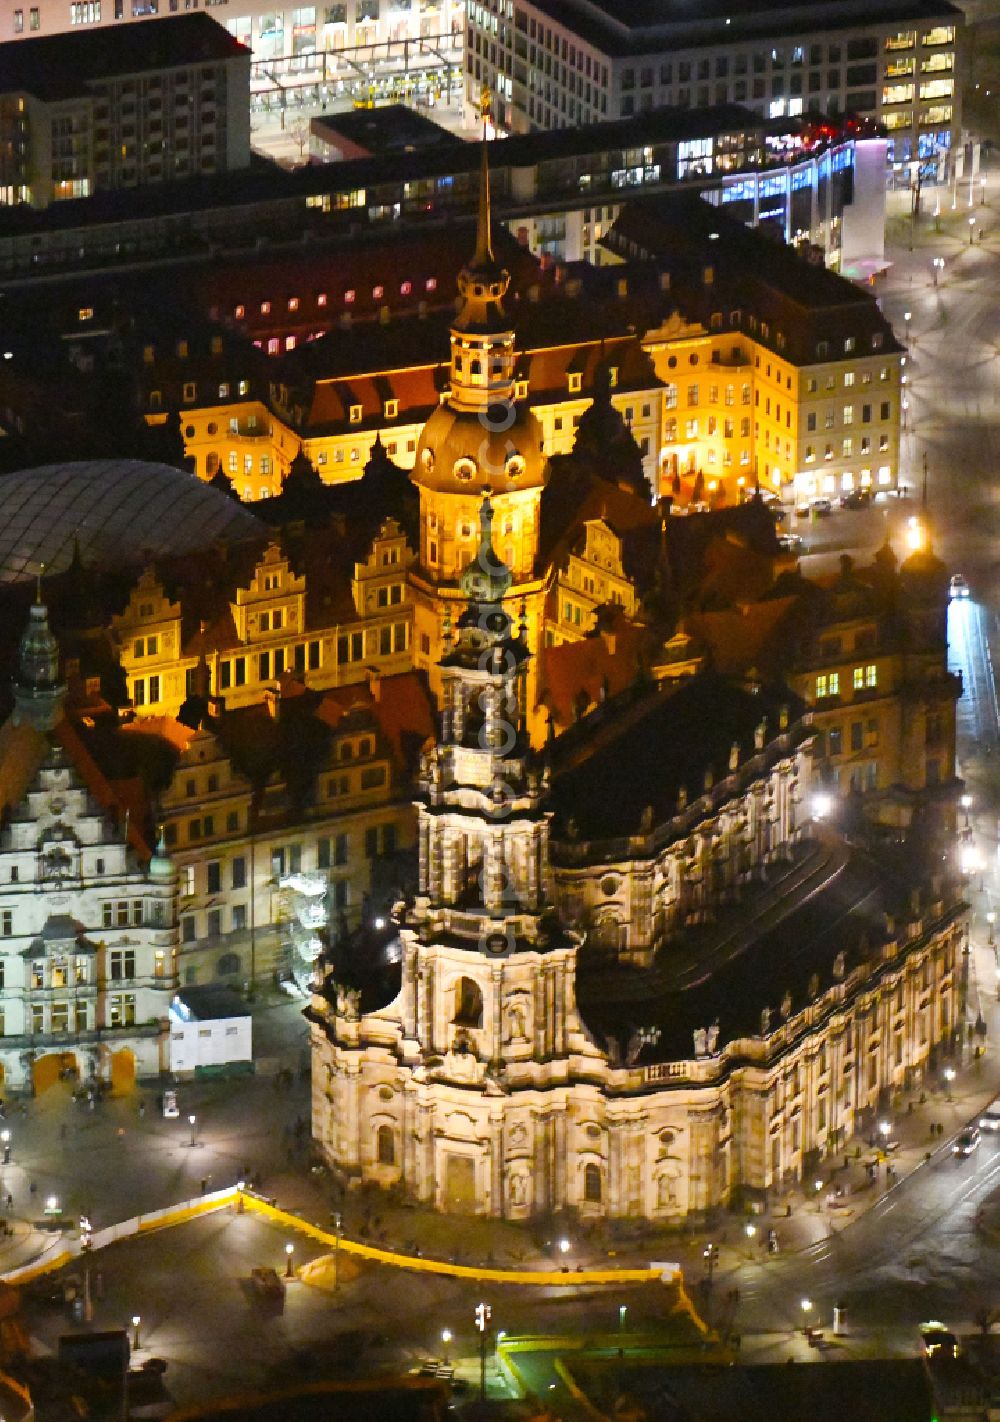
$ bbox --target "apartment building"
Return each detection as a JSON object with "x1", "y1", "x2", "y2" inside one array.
[
  {"x1": 466, "y1": 0, "x2": 962, "y2": 176},
  {"x1": 0, "y1": 13, "x2": 250, "y2": 206}
]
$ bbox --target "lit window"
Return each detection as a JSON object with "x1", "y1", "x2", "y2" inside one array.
[
  {"x1": 78, "y1": 307, "x2": 94, "y2": 322},
  {"x1": 316, "y1": 292, "x2": 327, "y2": 306},
  {"x1": 288, "y1": 296, "x2": 299, "y2": 312},
  {"x1": 865, "y1": 663, "x2": 877, "y2": 688},
  {"x1": 400, "y1": 280, "x2": 412, "y2": 296},
  {"x1": 373, "y1": 285, "x2": 384, "y2": 300},
  {"x1": 234, "y1": 304, "x2": 245, "y2": 319},
  {"x1": 853, "y1": 666, "x2": 864, "y2": 690},
  {"x1": 260, "y1": 301, "x2": 271, "y2": 315},
  {"x1": 425, "y1": 277, "x2": 437, "y2": 292},
  {"x1": 344, "y1": 289, "x2": 356, "y2": 304}
]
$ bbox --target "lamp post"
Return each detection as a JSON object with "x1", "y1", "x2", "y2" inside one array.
[
  {"x1": 944, "y1": 1065, "x2": 956, "y2": 1101},
  {"x1": 800, "y1": 1298, "x2": 813, "y2": 1335},
  {"x1": 475, "y1": 1303, "x2": 492, "y2": 1401},
  {"x1": 962, "y1": 793, "x2": 973, "y2": 827},
  {"x1": 441, "y1": 1328, "x2": 452, "y2": 1366},
  {"x1": 744, "y1": 1222, "x2": 757, "y2": 1258},
  {"x1": 932, "y1": 256, "x2": 944, "y2": 287},
  {"x1": 131, "y1": 1315, "x2": 141, "y2": 1351},
  {"x1": 236, "y1": 1179, "x2": 245, "y2": 1214},
  {"x1": 2, "y1": 1128, "x2": 10, "y2": 1166},
  {"x1": 284, "y1": 1242, "x2": 294, "y2": 1279},
  {"x1": 969, "y1": 215, "x2": 977, "y2": 245},
  {"x1": 558, "y1": 1237, "x2": 570, "y2": 1258},
  {"x1": 188, "y1": 1113, "x2": 197, "y2": 1148}
]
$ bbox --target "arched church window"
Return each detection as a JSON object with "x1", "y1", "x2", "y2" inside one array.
[
  {"x1": 583, "y1": 1162, "x2": 602, "y2": 1203},
  {"x1": 454, "y1": 976, "x2": 483, "y2": 1029},
  {"x1": 376, "y1": 1124, "x2": 395, "y2": 1165}
]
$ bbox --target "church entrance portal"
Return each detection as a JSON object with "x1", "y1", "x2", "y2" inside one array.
[{"x1": 444, "y1": 1154, "x2": 477, "y2": 1213}]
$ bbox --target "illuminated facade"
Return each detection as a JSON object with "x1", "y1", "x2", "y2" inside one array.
[
  {"x1": 310, "y1": 546, "x2": 966, "y2": 1219},
  {"x1": 466, "y1": 0, "x2": 961, "y2": 180},
  {"x1": 0, "y1": 601, "x2": 178, "y2": 1092}
]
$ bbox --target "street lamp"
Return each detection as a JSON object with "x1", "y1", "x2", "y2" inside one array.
[
  {"x1": 558, "y1": 1237, "x2": 570, "y2": 1256},
  {"x1": 944, "y1": 1065, "x2": 956, "y2": 1101},
  {"x1": 812, "y1": 792, "x2": 833, "y2": 822},
  {"x1": 188, "y1": 1113, "x2": 197, "y2": 1148},
  {"x1": 131, "y1": 1315, "x2": 141, "y2": 1351},
  {"x1": 905, "y1": 516, "x2": 924, "y2": 552},
  {"x1": 932, "y1": 256, "x2": 944, "y2": 287},
  {"x1": 284, "y1": 1242, "x2": 295, "y2": 1278},
  {"x1": 475, "y1": 1303, "x2": 492, "y2": 1401},
  {"x1": 961, "y1": 793, "x2": 973, "y2": 825},
  {"x1": 441, "y1": 1328, "x2": 452, "y2": 1365},
  {"x1": 800, "y1": 1298, "x2": 813, "y2": 1334},
  {"x1": 744, "y1": 1222, "x2": 756, "y2": 1258},
  {"x1": 878, "y1": 1119, "x2": 891, "y2": 1141},
  {"x1": 2, "y1": 1128, "x2": 10, "y2": 1166},
  {"x1": 44, "y1": 1195, "x2": 61, "y2": 1217}
]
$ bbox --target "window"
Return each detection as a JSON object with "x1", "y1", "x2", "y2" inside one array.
[
  {"x1": 182, "y1": 915, "x2": 197, "y2": 943},
  {"x1": 109, "y1": 948, "x2": 136, "y2": 981},
  {"x1": 865, "y1": 663, "x2": 877, "y2": 688},
  {"x1": 207, "y1": 861, "x2": 222, "y2": 894},
  {"x1": 232, "y1": 857, "x2": 247, "y2": 890},
  {"x1": 376, "y1": 1124, "x2": 395, "y2": 1165},
  {"x1": 109, "y1": 994, "x2": 137, "y2": 1028},
  {"x1": 583, "y1": 1162, "x2": 602, "y2": 1203},
  {"x1": 207, "y1": 909, "x2": 222, "y2": 939},
  {"x1": 0, "y1": 911, "x2": 11, "y2": 937},
  {"x1": 454, "y1": 976, "x2": 484, "y2": 1027}
]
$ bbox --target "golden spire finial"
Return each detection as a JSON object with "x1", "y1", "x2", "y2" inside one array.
[{"x1": 474, "y1": 85, "x2": 494, "y2": 268}]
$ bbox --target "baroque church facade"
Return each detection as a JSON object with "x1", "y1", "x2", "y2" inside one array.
[{"x1": 309, "y1": 496, "x2": 965, "y2": 1220}]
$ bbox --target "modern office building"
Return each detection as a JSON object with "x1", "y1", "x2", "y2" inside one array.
[
  {"x1": 465, "y1": 0, "x2": 962, "y2": 177},
  {"x1": 0, "y1": 12, "x2": 251, "y2": 206}
]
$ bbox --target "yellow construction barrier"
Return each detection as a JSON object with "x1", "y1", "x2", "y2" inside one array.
[{"x1": 3, "y1": 1186, "x2": 677, "y2": 1292}]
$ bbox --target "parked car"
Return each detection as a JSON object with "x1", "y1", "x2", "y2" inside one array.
[
  {"x1": 949, "y1": 573, "x2": 970, "y2": 599},
  {"x1": 953, "y1": 1126, "x2": 981, "y2": 1157},
  {"x1": 841, "y1": 489, "x2": 872, "y2": 509},
  {"x1": 810, "y1": 497, "x2": 833, "y2": 516}
]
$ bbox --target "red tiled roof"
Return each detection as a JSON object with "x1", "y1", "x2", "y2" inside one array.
[
  {"x1": 687, "y1": 595, "x2": 800, "y2": 676},
  {"x1": 537, "y1": 622, "x2": 653, "y2": 731}
]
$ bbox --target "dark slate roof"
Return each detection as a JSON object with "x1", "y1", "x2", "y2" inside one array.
[
  {"x1": 615, "y1": 1358, "x2": 933, "y2": 1422},
  {"x1": 576, "y1": 838, "x2": 913, "y2": 1062},
  {"x1": 550, "y1": 673, "x2": 807, "y2": 840},
  {"x1": 0, "y1": 14, "x2": 247, "y2": 102}
]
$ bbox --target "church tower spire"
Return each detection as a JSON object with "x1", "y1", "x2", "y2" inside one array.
[
  {"x1": 414, "y1": 492, "x2": 548, "y2": 945},
  {"x1": 12, "y1": 580, "x2": 66, "y2": 732}
]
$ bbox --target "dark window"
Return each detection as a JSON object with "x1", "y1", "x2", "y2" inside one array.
[{"x1": 584, "y1": 1163, "x2": 602, "y2": 1202}]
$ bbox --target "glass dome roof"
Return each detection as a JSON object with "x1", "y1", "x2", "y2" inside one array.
[{"x1": 0, "y1": 460, "x2": 263, "y2": 584}]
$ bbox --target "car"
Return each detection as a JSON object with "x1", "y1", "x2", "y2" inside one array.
[
  {"x1": 778, "y1": 533, "x2": 803, "y2": 553},
  {"x1": 841, "y1": 489, "x2": 873, "y2": 509},
  {"x1": 250, "y1": 1266, "x2": 285, "y2": 1300},
  {"x1": 920, "y1": 1323, "x2": 959, "y2": 1361},
  {"x1": 794, "y1": 503, "x2": 811, "y2": 519},
  {"x1": 980, "y1": 1101, "x2": 1000, "y2": 1131},
  {"x1": 949, "y1": 574, "x2": 970, "y2": 599},
  {"x1": 810, "y1": 498, "x2": 833, "y2": 516},
  {"x1": 953, "y1": 1126, "x2": 981, "y2": 1157},
  {"x1": 162, "y1": 1089, "x2": 179, "y2": 1118}
]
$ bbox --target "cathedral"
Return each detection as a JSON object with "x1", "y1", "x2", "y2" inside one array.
[{"x1": 307, "y1": 144, "x2": 965, "y2": 1222}]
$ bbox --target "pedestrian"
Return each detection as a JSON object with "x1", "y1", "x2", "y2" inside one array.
[
  {"x1": 28, "y1": 1182, "x2": 36, "y2": 1196},
  {"x1": 5, "y1": 1193, "x2": 12, "y2": 1211},
  {"x1": 138, "y1": 1102, "x2": 145, "y2": 1120}
]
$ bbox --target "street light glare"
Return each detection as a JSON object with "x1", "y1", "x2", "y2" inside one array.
[
  {"x1": 801, "y1": 1298, "x2": 813, "y2": 1312},
  {"x1": 812, "y1": 792, "x2": 833, "y2": 821},
  {"x1": 558, "y1": 1237, "x2": 570, "y2": 1253}
]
